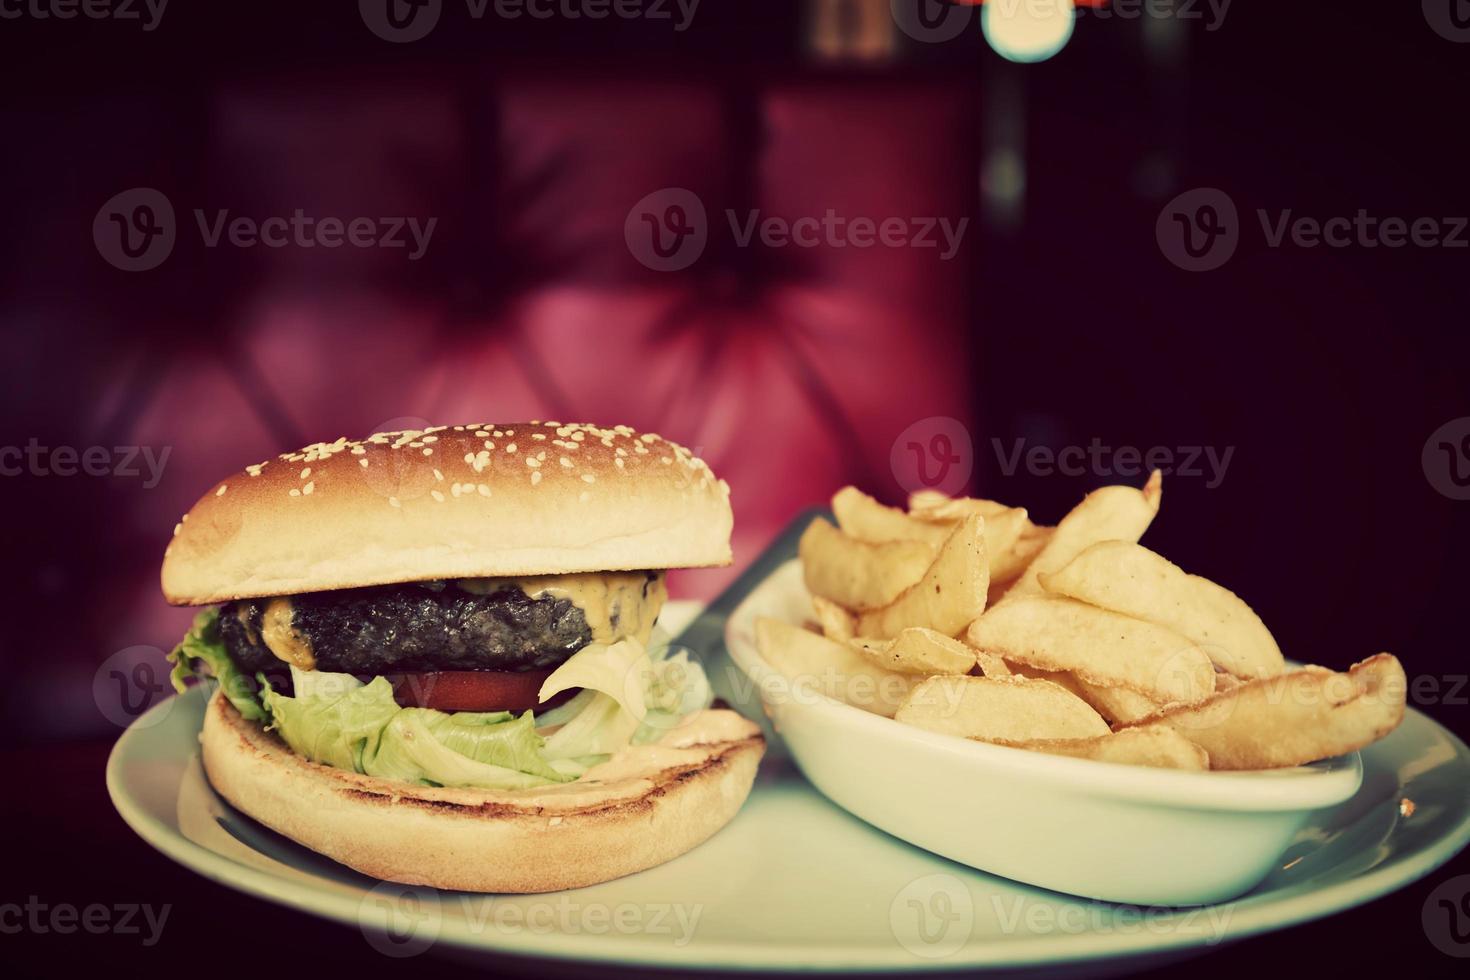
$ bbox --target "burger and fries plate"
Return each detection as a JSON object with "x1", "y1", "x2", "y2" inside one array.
[{"x1": 110, "y1": 480, "x2": 1470, "y2": 973}]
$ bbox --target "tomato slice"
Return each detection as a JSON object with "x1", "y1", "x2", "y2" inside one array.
[{"x1": 387, "y1": 669, "x2": 575, "y2": 713}]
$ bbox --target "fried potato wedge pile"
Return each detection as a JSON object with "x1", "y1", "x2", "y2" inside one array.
[{"x1": 760, "y1": 475, "x2": 1406, "y2": 771}]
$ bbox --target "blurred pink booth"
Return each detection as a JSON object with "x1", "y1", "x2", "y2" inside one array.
[{"x1": 119, "y1": 72, "x2": 973, "y2": 652}]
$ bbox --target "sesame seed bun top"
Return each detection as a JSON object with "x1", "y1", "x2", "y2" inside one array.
[{"x1": 161, "y1": 422, "x2": 733, "y2": 605}]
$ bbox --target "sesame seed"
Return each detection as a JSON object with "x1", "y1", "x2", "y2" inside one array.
[
  {"x1": 532, "y1": 433, "x2": 547, "y2": 441},
  {"x1": 582, "y1": 473, "x2": 595, "y2": 483},
  {"x1": 433, "y1": 469, "x2": 444, "y2": 481},
  {"x1": 560, "y1": 457, "x2": 573, "y2": 468},
  {"x1": 289, "y1": 488, "x2": 301, "y2": 497},
  {"x1": 303, "y1": 481, "x2": 315, "y2": 495},
  {"x1": 431, "y1": 490, "x2": 444, "y2": 502},
  {"x1": 615, "y1": 458, "x2": 625, "y2": 469},
  {"x1": 359, "y1": 458, "x2": 369, "y2": 468},
  {"x1": 389, "y1": 496, "x2": 401, "y2": 507},
  {"x1": 173, "y1": 522, "x2": 182, "y2": 535},
  {"x1": 216, "y1": 485, "x2": 227, "y2": 496},
  {"x1": 530, "y1": 471, "x2": 542, "y2": 485},
  {"x1": 477, "y1": 484, "x2": 491, "y2": 497},
  {"x1": 300, "y1": 467, "x2": 311, "y2": 479},
  {"x1": 506, "y1": 443, "x2": 517, "y2": 454},
  {"x1": 526, "y1": 457, "x2": 541, "y2": 468},
  {"x1": 422, "y1": 448, "x2": 433, "y2": 456}
]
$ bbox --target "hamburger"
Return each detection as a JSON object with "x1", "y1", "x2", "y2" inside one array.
[{"x1": 163, "y1": 422, "x2": 764, "y2": 892}]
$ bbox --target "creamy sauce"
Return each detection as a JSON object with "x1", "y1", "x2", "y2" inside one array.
[
  {"x1": 456, "y1": 571, "x2": 667, "y2": 645},
  {"x1": 577, "y1": 710, "x2": 760, "y2": 784},
  {"x1": 260, "y1": 597, "x2": 316, "y2": 669}
]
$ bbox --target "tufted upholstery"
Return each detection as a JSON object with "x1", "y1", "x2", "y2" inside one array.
[{"x1": 105, "y1": 72, "x2": 975, "y2": 659}]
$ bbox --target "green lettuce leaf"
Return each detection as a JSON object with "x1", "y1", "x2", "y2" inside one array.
[
  {"x1": 262, "y1": 673, "x2": 399, "y2": 771},
  {"x1": 166, "y1": 609, "x2": 268, "y2": 722},
  {"x1": 265, "y1": 667, "x2": 572, "y2": 790},
  {"x1": 368, "y1": 709, "x2": 570, "y2": 790}
]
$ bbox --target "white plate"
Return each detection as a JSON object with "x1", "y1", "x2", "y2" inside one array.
[
  {"x1": 725, "y1": 561, "x2": 1375, "y2": 905},
  {"x1": 109, "y1": 599, "x2": 1470, "y2": 972}
]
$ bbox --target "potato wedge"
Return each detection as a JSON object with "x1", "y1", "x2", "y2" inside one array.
[
  {"x1": 832, "y1": 486, "x2": 950, "y2": 547},
  {"x1": 1001, "y1": 471, "x2": 1162, "y2": 601},
  {"x1": 1039, "y1": 540, "x2": 1285, "y2": 679},
  {"x1": 1126, "y1": 654, "x2": 1406, "y2": 770},
  {"x1": 810, "y1": 594, "x2": 856, "y2": 642},
  {"x1": 907, "y1": 488, "x2": 955, "y2": 514},
  {"x1": 1000, "y1": 660, "x2": 1088, "y2": 700},
  {"x1": 967, "y1": 595, "x2": 1215, "y2": 704},
  {"x1": 896, "y1": 674, "x2": 1109, "y2": 741},
  {"x1": 904, "y1": 495, "x2": 1031, "y2": 589},
  {"x1": 755, "y1": 617, "x2": 916, "y2": 717},
  {"x1": 850, "y1": 628, "x2": 977, "y2": 676},
  {"x1": 1069, "y1": 678, "x2": 1166, "y2": 726},
  {"x1": 988, "y1": 524, "x2": 1052, "y2": 604},
  {"x1": 799, "y1": 517, "x2": 934, "y2": 611},
  {"x1": 907, "y1": 492, "x2": 1014, "y2": 522},
  {"x1": 1004, "y1": 660, "x2": 1166, "y2": 725},
  {"x1": 856, "y1": 516, "x2": 990, "y2": 639},
  {"x1": 1012, "y1": 727, "x2": 1209, "y2": 770},
  {"x1": 972, "y1": 650, "x2": 1012, "y2": 678}
]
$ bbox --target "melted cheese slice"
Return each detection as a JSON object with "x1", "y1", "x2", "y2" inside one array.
[
  {"x1": 456, "y1": 571, "x2": 667, "y2": 645},
  {"x1": 260, "y1": 597, "x2": 316, "y2": 669}
]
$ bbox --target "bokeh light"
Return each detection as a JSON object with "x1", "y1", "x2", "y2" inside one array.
[{"x1": 982, "y1": 0, "x2": 1077, "y2": 64}]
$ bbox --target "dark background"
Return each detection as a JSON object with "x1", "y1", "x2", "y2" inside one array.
[{"x1": 1, "y1": 1, "x2": 1467, "y2": 975}]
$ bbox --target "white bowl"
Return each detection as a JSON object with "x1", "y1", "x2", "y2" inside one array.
[{"x1": 724, "y1": 559, "x2": 1363, "y2": 906}]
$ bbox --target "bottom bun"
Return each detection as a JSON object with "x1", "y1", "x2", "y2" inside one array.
[{"x1": 200, "y1": 691, "x2": 765, "y2": 892}]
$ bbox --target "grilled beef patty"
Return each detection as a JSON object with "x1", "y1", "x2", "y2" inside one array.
[{"x1": 218, "y1": 581, "x2": 605, "y2": 675}]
